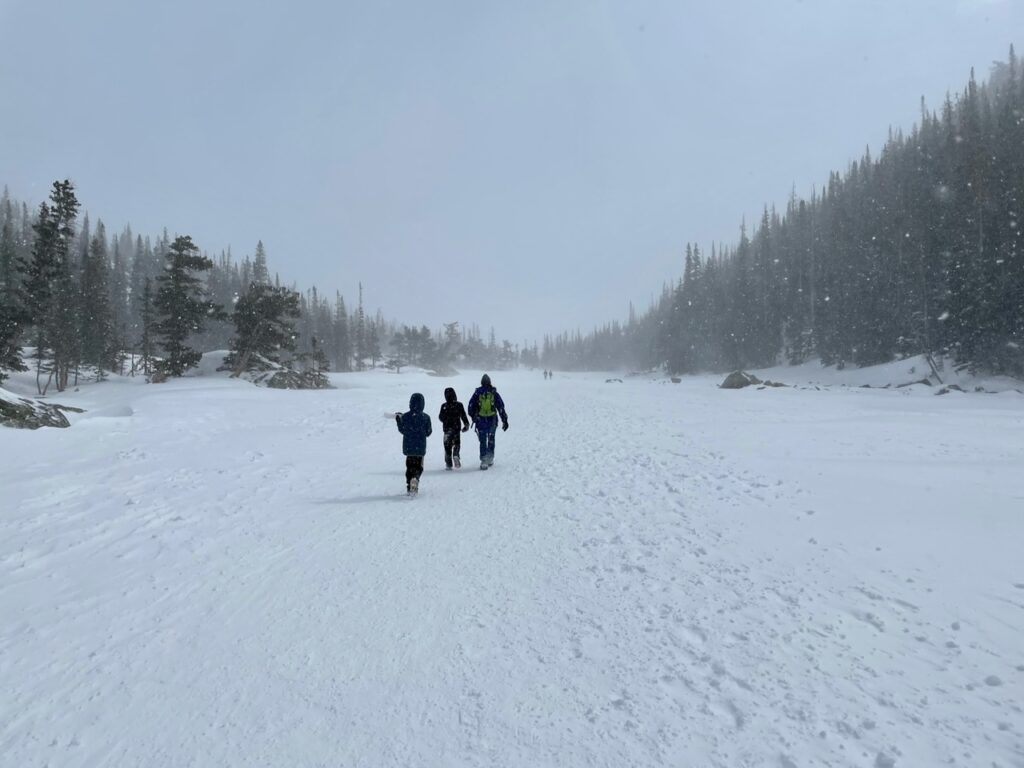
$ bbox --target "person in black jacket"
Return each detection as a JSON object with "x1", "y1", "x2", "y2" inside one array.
[
  {"x1": 395, "y1": 392, "x2": 432, "y2": 495},
  {"x1": 438, "y1": 387, "x2": 470, "y2": 470}
]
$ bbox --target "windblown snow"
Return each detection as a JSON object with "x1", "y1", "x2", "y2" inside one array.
[{"x1": 1, "y1": 363, "x2": 1022, "y2": 767}]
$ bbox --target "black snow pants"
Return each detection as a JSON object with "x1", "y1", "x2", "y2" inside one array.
[
  {"x1": 405, "y1": 456, "x2": 424, "y2": 489},
  {"x1": 443, "y1": 429, "x2": 462, "y2": 467}
]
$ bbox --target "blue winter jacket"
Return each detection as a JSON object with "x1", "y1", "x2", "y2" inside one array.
[
  {"x1": 396, "y1": 392, "x2": 432, "y2": 456},
  {"x1": 468, "y1": 386, "x2": 507, "y2": 427}
]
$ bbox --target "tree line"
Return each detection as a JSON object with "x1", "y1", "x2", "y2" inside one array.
[
  {"x1": 0, "y1": 184, "x2": 531, "y2": 391},
  {"x1": 9, "y1": 53, "x2": 1018, "y2": 384},
  {"x1": 540, "y1": 49, "x2": 1024, "y2": 377}
]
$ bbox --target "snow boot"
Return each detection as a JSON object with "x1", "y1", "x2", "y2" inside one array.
[
  {"x1": 480, "y1": 461, "x2": 488, "y2": 470},
  {"x1": 454, "y1": 456, "x2": 461, "y2": 469},
  {"x1": 409, "y1": 477, "x2": 419, "y2": 495}
]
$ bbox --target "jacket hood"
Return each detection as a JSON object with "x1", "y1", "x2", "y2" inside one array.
[
  {"x1": 444, "y1": 387, "x2": 457, "y2": 403},
  {"x1": 480, "y1": 374, "x2": 492, "y2": 387},
  {"x1": 409, "y1": 393, "x2": 425, "y2": 412}
]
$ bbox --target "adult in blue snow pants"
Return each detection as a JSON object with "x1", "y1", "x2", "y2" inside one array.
[{"x1": 467, "y1": 374, "x2": 509, "y2": 470}]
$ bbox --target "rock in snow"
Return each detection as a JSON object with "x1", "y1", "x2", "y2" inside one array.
[
  {"x1": 0, "y1": 387, "x2": 75, "y2": 429},
  {"x1": 720, "y1": 371, "x2": 762, "y2": 389}
]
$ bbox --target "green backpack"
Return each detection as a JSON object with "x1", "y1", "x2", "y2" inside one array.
[{"x1": 478, "y1": 391, "x2": 496, "y2": 418}]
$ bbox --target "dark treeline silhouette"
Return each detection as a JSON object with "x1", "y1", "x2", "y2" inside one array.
[
  {"x1": 0, "y1": 185, "x2": 532, "y2": 390},
  {"x1": 541, "y1": 49, "x2": 1024, "y2": 377}
]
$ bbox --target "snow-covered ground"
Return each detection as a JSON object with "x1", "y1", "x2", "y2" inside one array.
[{"x1": 1, "y1": 361, "x2": 1022, "y2": 767}]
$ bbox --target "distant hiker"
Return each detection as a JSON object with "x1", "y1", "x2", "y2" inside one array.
[
  {"x1": 468, "y1": 373, "x2": 509, "y2": 470},
  {"x1": 395, "y1": 392, "x2": 432, "y2": 495},
  {"x1": 543, "y1": 369, "x2": 549, "y2": 380},
  {"x1": 438, "y1": 387, "x2": 470, "y2": 470}
]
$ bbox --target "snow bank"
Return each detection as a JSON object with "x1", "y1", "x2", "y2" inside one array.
[{"x1": 746, "y1": 354, "x2": 1023, "y2": 393}]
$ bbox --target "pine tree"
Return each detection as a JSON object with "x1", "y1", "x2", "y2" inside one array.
[
  {"x1": 128, "y1": 233, "x2": 150, "y2": 344},
  {"x1": 366, "y1": 323, "x2": 382, "y2": 368},
  {"x1": 24, "y1": 180, "x2": 80, "y2": 393},
  {"x1": 139, "y1": 277, "x2": 156, "y2": 377},
  {"x1": 0, "y1": 193, "x2": 27, "y2": 382},
  {"x1": 333, "y1": 292, "x2": 351, "y2": 371},
  {"x1": 80, "y1": 221, "x2": 116, "y2": 372},
  {"x1": 225, "y1": 282, "x2": 301, "y2": 375},
  {"x1": 354, "y1": 282, "x2": 367, "y2": 370},
  {"x1": 109, "y1": 232, "x2": 129, "y2": 368},
  {"x1": 153, "y1": 235, "x2": 225, "y2": 377},
  {"x1": 0, "y1": 190, "x2": 16, "y2": 305},
  {"x1": 252, "y1": 241, "x2": 270, "y2": 285}
]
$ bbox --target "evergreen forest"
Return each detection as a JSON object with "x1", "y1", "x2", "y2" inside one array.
[{"x1": 2, "y1": 51, "x2": 1023, "y2": 386}]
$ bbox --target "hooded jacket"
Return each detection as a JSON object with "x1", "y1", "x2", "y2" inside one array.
[
  {"x1": 396, "y1": 392, "x2": 432, "y2": 456},
  {"x1": 438, "y1": 387, "x2": 470, "y2": 432},
  {"x1": 468, "y1": 377, "x2": 508, "y2": 426}
]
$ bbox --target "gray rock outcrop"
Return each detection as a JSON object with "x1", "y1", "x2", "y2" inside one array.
[
  {"x1": 720, "y1": 371, "x2": 762, "y2": 389},
  {"x1": 0, "y1": 389, "x2": 77, "y2": 429}
]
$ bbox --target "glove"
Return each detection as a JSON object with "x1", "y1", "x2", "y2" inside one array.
[{"x1": 501, "y1": 420, "x2": 509, "y2": 432}]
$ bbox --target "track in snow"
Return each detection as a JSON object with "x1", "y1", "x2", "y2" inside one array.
[{"x1": 2, "y1": 369, "x2": 1022, "y2": 767}]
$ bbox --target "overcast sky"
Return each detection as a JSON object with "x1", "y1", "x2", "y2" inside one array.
[{"x1": 1, "y1": 0, "x2": 1020, "y2": 342}]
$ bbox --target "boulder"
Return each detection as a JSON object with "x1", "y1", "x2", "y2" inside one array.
[
  {"x1": 0, "y1": 388, "x2": 75, "y2": 429},
  {"x1": 720, "y1": 371, "x2": 762, "y2": 389}
]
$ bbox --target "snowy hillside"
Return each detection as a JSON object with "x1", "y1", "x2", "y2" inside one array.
[{"x1": 1, "y1": 367, "x2": 1022, "y2": 767}]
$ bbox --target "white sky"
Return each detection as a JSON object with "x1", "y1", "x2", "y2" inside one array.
[{"x1": 1, "y1": 0, "x2": 1020, "y2": 342}]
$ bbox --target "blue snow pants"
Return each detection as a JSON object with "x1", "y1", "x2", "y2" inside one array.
[{"x1": 476, "y1": 417, "x2": 498, "y2": 463}]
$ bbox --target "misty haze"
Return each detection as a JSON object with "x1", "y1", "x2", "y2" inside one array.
[{"x1": 2, "y1": 1, "x2": 1023, "y2": 766}]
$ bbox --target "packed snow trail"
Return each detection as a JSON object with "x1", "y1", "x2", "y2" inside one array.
[{"x1": 1, "y1": 368, "x2": 1022, "y2": 767}]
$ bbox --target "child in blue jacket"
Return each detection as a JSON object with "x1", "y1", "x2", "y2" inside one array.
[{"x1": 395, "y1": 392, "x2": 432, "y2": 494}]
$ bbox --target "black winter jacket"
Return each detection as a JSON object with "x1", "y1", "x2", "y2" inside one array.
[{"x1": 438, "y1": 387, "x2": 470, "y2": 432}]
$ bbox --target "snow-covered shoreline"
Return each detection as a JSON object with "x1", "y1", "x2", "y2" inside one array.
[{"x1": 1, "y1": 365, "x2": 1022, "y2": 766}]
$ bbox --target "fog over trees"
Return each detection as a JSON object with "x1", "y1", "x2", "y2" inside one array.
[
  {"x1": 541, "y1": 51, "x2": 1024, "y2": 377},
  {"x1": 0, "y1": 189, "x2": 532, "y2": 390},
  {"x1": 2, "y1": 52, "x2": 1022, "y2": 385}
]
